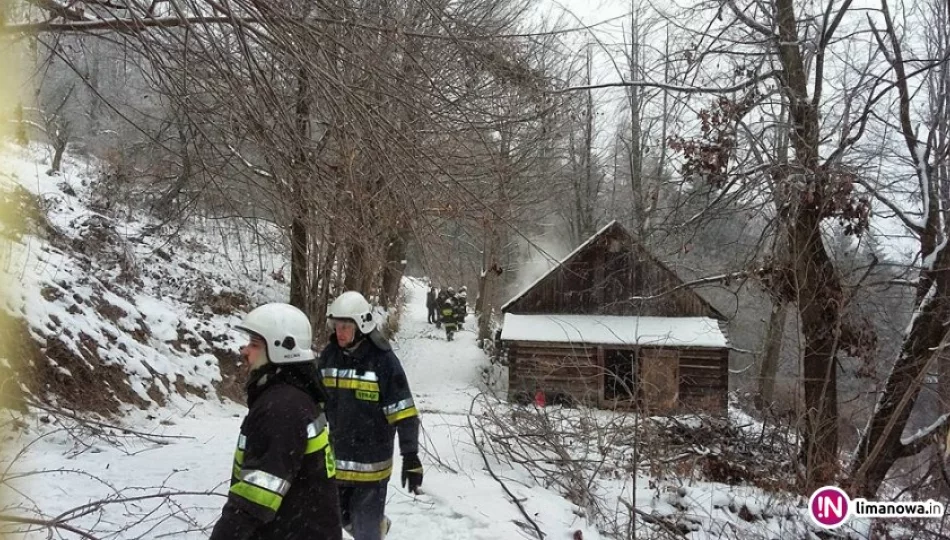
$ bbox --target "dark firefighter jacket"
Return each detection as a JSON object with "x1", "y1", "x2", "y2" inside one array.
[
  {"x1": 210, "y1": 363, "x2": 341, "y2": 540},
  {"x1": 440, "y1": 298, "x2": 458, "y2": 329},
  {"x1": 318, "y1": 330, "x2": 420, "y2": 484}
]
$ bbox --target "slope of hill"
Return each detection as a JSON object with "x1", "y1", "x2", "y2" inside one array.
[{"x1": 1, "y1": 142, "x2": 288, "y2": 412}]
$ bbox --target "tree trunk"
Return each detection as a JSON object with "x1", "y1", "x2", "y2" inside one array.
[
  {"x1": 309, "y1": 228, "x2": 336, "y2": 340},
  {"x1": 774, "y1": 0, "x2": 842, "y2": 491},
  {"x1": 50, "y1": 137, "x2": 67, "y2": 173},
  {"x1": 478, "y1": 225, "x2": 501, "y2": 343},
  {"x1": 791, "y1": 210, "x2": 843, "y2": 491},
  {"x1": 756, "y1": 301, "x2": 789, "y2": 409},
  {"x1": 289, "y1": 216, "x2": 308, "y2": 310},
  {"x1": 343, "y1": 241, "x2": 366, "y2": 292},
  {"x1": 627, "y1": 8, "x2": 645, "y2": 236},
  {"x1": 941, "y1": 348, "x2": 950, "y2": 417},
  {"x1": 289, "y1": 65, "x2": 310, "y2": 311},
  {"x1": 15, "y1": 104, "x2": 28, "y2": 146},
  {"x1": 380, "y1": 231, "x2": 408, "y2": 309}
]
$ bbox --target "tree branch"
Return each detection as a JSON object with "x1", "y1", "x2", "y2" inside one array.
[
  {"x1": 0, "y1": 15, "x2": 258, "y2": 34},
  {"x1": 628, "y1": 269, "x2": 768, "y2": 302},
  {"x1": 0, "y1": 514, "x2": 101, "y2": 540},
  {"x1": 551, "y1": 70, "x2": 781, "y2": 95},
  {"x1": 23, "y1": 0, "x2": 91, "y2": 21},
  {"x1": 852, "y1": 176, "x2": 924, "y2": 234},
  {"x1": 723, "y1": 0, "x2": 774, "y2": 37}
]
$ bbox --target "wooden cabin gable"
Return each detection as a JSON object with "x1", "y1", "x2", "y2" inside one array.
[{"x1": 504, "y1": 223, "x2": 722, "y2": 319}]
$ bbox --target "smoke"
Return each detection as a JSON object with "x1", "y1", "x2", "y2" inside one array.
[{"x1": 505, "y1": 231, "x2": 576, "y2": 301}]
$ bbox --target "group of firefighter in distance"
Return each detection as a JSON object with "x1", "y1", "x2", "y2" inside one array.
[{"x1": 425, "y1": 285, "x2": 468, "y2": 341}]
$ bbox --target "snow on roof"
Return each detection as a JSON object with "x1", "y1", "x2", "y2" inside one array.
[
  {"x1": 501, "y1": 220, "x2": 619, "y2": 312},
  {"x1": 500, "y1": 313, "x2": 728, "y2": 348}
]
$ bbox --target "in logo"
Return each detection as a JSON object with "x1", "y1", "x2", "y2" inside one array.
[{"x1": 809, "y1": 486, "x2": 850, "y2": 529}]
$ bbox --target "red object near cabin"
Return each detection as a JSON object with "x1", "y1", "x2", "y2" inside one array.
[{"x1": 534, "y1": 390, "x2": 546, "y2": 407}]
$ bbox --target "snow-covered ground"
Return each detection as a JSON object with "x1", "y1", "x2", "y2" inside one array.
[{"x1": 1, "y1": 143, "x2": 887, "y2": 539}]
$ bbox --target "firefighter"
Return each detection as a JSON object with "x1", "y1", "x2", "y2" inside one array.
[
  {"x1": 455, "y1": 287, "x2": 468, "y2": 326},
  {"x1": 210, "y1": 303, "x2": 341, "y2": 540},
  {"x1": 425, "y1": 286, "x2": 438, "y2": 324},
  {"x1": 434, "y1": 287, "x2": 450, "y2": 329},
  {"x1": 319, "y1": 291, "x2": 423, "y2": 540},
  {"x1": 440, "y1": 291, "x2": 458, "y2": 341}
]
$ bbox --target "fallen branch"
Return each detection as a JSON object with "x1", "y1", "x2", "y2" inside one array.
[
  {"x1": 619, "y1": 500, "x2": 688, "y2": 539},
  {"x1": 27, "y1": 399, "x2": 194, "y2": 445},
  {"x1": 467, "y1": 395, "x2": 545, "y2": 540}
]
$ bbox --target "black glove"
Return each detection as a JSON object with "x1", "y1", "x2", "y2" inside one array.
[{"x1": 401, "y1": 453, "x2": 423, "y2": 493}]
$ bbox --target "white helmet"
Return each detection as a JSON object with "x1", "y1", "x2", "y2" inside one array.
[
  {"x1": 326, "y1": 291, "x2": 376, "y2": 334},
  {"x1": 235, "y1": 303, "x2": 315, "y2": 363}
]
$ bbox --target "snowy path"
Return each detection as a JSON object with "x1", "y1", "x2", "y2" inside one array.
[
  {"x1": 2, "y1": 278, "x2": 598, "y2": 540},
  {"x1": 393, "y1": 281, "x2": 486, "y2": 415}
]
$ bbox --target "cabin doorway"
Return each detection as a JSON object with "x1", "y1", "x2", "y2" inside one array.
[{"x1": 603, "y1": 349, "x2": 637, "y2": 401}]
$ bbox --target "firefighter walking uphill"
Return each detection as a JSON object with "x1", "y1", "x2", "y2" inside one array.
[{"x1": 319, "y1": 291, "x2": 423, "y2": 540}]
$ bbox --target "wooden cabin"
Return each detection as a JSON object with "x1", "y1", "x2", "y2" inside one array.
[{"x1": 500, "y1": 221, "x2": 730, "y2": 413}]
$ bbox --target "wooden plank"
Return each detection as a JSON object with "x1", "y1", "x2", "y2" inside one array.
[
  {"x1": 517, "y1": 360, "x2": 600, "y2": 372},
  {"x1": 516, "y1": 349, "x2": 596, "y2": 357},
  {"x1": 680, "y1": 375, "x2": 723, "y2": 385},
  {"x1": 509, "y1": 340, "x2": 599, "y2": 352},
  {"x1": 519, "y1": 370, "x2": 602, "y2": 380},
  {"x1": 678, "y1": 348, "x2": 726, "y2": 356},
  {"x1": 680, "y1": 358, "x2": 722, "y2": 371},
  {"x1": 680, "y1": 351, "x2": 722, "y2": 364},
  {"x1": 521, "y1": 365, "x2": 594, "y2": 377},
  {"x1": 680, "y1": 374, "x2": 725, "y2": 384},
  {"x1": 641, "y1": 348, "x2": 679, "y2": 413}
]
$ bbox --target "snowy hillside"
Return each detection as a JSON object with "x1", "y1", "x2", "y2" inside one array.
[
  {"x1": 0, "y1": 144, "x2": 875, "y2": 539},
  {"x1": 0, "y1": 142, "x2": 289, "y2": 411}
]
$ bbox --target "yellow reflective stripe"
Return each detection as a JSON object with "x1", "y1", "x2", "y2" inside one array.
[
  {"x1": 234, "y1": 449, "x2": 245, "y2": 466},
  {"x1": 230, "y1": 481, "x2": 283, "y2": 512},
  {"x1": 325, "y1": 445, "x2": 336, "y2": 478},
  {"x1": 232, "y1": 463, "x2": 241, "y2": 480},
  {"x1": 322, "y1": 378, "x2": 380, "y2": 392},
  {"x1": 334, "y1": 468, "x2": 392, "y2": 482},
  {"x1": 305, "y1": 429, "x2": 330, "y2": 454},
  {"x1": 386, "y1": 406, "x2": 419, "y2": 424}
]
